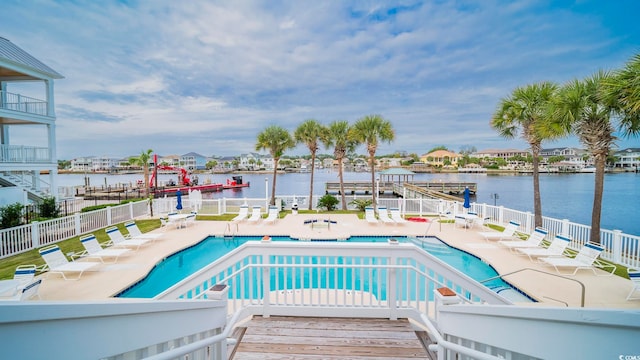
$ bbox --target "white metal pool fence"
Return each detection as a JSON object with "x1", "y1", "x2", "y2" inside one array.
[
  {"x1": 1, "y1": 195, "x2": 639, "y2": 271},
  {"x1": 154, "y1": 194, "x2": 640, "y2": 270}
]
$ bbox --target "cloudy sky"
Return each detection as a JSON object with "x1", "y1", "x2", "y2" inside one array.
[{"x1": 2, "y1": 0, "x2": 639, "y2": 159}]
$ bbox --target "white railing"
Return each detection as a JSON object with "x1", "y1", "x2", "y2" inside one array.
[
  {"x1": 0, "y1": 145, "x2": 51, "y2": 163},
  {"x1": 0, "y1": 299, "x2": 229, "y2": 360},
  {"x1": 156, "y1": 241, "x2": 509, "y2": 309},
  {"x1": 0, "y1": 200, "x2": 149, "y2": 259},
  {"x1": 0, "y1": 90, "x2": 48, "y2": 116}
]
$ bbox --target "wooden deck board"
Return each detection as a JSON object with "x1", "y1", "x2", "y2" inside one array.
[{"x1": 232, "y1": 317, "x2": 428, "y2": 359}]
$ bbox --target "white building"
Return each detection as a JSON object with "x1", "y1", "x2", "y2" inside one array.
[
  {"x1": 0, "y1": 37, "x2": 63, "y2": 204},
  {"x1": 613, "y1": 148, "x2": 640, "y2": 169}
]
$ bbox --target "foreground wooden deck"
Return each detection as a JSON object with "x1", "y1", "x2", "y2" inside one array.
[{"x1": 231, "y1": 316, "x2": 430, "y2": 359}]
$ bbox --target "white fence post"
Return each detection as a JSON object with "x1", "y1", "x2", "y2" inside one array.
[
  {"x1": 129, "y1": 202, "x2": 134, "y2": 219},
  {"x1": 31, "y1": 221, "x2": 40, "y2": 248},
  {"x1": 498, "y1": 206, "x2": 504, "y2": 225},
  {"x1": 525, "y1": 212, "x2": 533, "y2": 233},
  {"x1": 262, "y1": 254, "x2": 271, "y2": 318},
  {"x1": 612, "y1": 230, "x2": 623, "y2": 264},
  {"x1": 107, "y1": 207, "x2": 112, "y2": 226},
  {"x1": 562, "y1": 219, "x2": 570, "y2": 236},
  {"x1": 222, "y1": 198, "x2": 227, "y2": 215},
  {"x1": 388, "y1": 252, "x2": 397, "y2": 320},
  {"x1": 74, "y1": 213, "x2": 81, "y2": 236}
]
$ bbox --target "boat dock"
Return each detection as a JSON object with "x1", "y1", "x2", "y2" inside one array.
[{"x1": 325, "y1": 181, "x2": 476, "y2": 197}]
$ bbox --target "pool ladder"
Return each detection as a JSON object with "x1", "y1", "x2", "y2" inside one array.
[{"x1": 224, "y1": 222, "x2": 239, "y2": 240}]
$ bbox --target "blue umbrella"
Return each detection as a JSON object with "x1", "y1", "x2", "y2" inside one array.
[
  {"x1": 463, "y1": 187, "x2": 470, "y2": 210},
  {"x1": 176, "y1": 189, "x2": 183, "y2": 211}
]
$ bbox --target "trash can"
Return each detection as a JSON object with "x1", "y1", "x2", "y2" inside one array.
[{"x1": 292, "y1": 202, "x2": 298, "y2": 215}]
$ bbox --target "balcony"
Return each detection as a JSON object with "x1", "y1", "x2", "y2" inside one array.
[
  {"x1": 0, "y1": 90, "x2": 48, "y2": 117},
  {"x1": 0, "y1": 144, "x2": 52, "y2": 163}
]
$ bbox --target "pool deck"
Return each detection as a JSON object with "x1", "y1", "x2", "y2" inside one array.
[{"x1": 36, "y1": 214, "x2": 640, "y2": 309}]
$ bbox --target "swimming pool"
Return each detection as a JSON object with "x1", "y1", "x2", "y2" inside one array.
[{"x1": 117, "y1": 235, "x2": 533, "y2": 302}]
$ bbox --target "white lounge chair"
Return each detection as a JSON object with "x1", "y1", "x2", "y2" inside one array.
[
  {"x1": 626, "y1": 269, "x2": 640, "y2": 300},
  {"x1": 377, "y1": 207, "x2": 395, "y2": 224},
  {"x1": 184, "y1": 211, "x2": 197, "y2": 227},
  {"x1": 539, "y1": 242, "x2": 615, "y2": 276},
  {"x1": 38, "y1": 245, "x2": 99, "y2": 280},
  {"x1": 0, "y1": 265, "x2": 42, "y2": 301},
  {"x1": 247, "y1": 206, "x2": 262, "y2": 222},
  {"x1": 516, "y1": 234, "x2": 571, "y2": 261},
  {"x1": 478, "y1": 220, "x2": 520, "y2": 241},
  {"x1": 454, "y1": 215, "x2": 468, "y2": 229},
  {"x1": 365, "y1": 207, "x2": 378, "y2": 224},
  {"x1": 390, "y1": 208, "x2": 408, "y2": 224},
  {"x1": 124, "y1": 221, "x2": 163, "y2": 240},
  {"x1": 264, "y1": 206, "x2": 279, "y2": 224},
  {"x1": 232, "y1": 205, "x2": 250, "y2": 222},
  {"x1": 498, "y1": 227, "x2": 548, "y2": 252},
  {"x1": 74, "y1": 234, "x2": 131, "y2": 263},
  {"x1": 105, "y1": 226, "x2": 151, "y2": 250}
]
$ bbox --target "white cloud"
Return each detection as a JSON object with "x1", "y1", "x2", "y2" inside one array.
[{"x1": 1, "y1": 0, "x2": 638, "y2": 158}]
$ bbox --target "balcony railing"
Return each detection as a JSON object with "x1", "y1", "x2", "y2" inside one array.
[
  {"x1": 0, "y1": 144, "x2": 51, "y2": 163},
  {"x1": 0, "y1": 90, "x2": 48, "y2": 116}
]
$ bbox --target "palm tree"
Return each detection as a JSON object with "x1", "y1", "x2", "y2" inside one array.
[
  {"x1": 294, "y1": 119, "x2": 326, "y2": 210},
  {"x1": 324, "y1": 120, "x2": 357, "y2": 210},
  {"x1": 129, "y1": 149, "x2": 153, "y2": 197},
  {"x1": 351, "y1": 115, "x2": 395, "y2": 211},
  {"x1": 552, "y1": 71, "x2": 640, "y2": 244},
  {"x1": 491, "y1": 82, "x2": 558, "y2": 228},
  {"x1": 602, "y1": 53, "x2": 640, "y2": 119},
  {"x1": 256, "y1": 125, "x2": 295, "y2": 205}
]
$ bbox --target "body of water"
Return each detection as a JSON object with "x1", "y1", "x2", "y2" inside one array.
[{"x1": 58, "y1": 171, "x2": 640, "y2": 236}]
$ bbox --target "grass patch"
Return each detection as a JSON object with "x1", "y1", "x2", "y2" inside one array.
[{"x1": 0, "y1": 219, "x2": 160, "y2": 280}]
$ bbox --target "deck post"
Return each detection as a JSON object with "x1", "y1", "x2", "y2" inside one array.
[
  {"x1": 612, "y1": 230, "x2": 622, "y2": 264},
  {"x1": 262, "y1": 253, "x2": 271, "y2": 318}
]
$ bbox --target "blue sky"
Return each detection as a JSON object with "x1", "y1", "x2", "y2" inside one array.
[{"x1": 2, "y1": 0, "x2": 639, "y2": 159}]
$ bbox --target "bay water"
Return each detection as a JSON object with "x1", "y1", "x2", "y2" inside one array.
[{"x1": 59, "y1": 171, "x2": 640, "y2": 236}]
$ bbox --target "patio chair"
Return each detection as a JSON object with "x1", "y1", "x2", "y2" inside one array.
[
  {"x1": 264, "y1": 206, "x2": 279, "y2": 224},
  {"x1": 498, "y1": 227, "x2": 548, "y2": 252},
  {"x1": 0, "y1": 265, "x2": 42, "y2": 301},
  {"x1": 539, "y1": 242, "x2": 615, "y2": 276},
  {"x1": 247, "y1": 206, "x2": 262, "y2": 222},
  {"x1": 454, "y1": 215, "x2": 468, "y2": 230},
  {"x1": 74, "y1": 234, "x2": 131, "y2": 263},
  {"x1": 38, "y1": 245, "x2": 99, "y2": 280},
  {"x1": 105, "y1": 226, "x2": 151, "y2": 250},
  {"x1": 365, "y1": 207, "x2": 378, "y2": 224},
  {"x1": 478, "y1": 220, "x2": 520, "y2": 241},
  {"x1": 232, "y1": 205, "x2": 250, "y2": 222},
  {"x1": 377, "y1": 207, "x2": 395, "y2": 224},
  {"x1": 626, "y1": 269, "x2": 640, "y2": 300},
  {"x1": 390, "y1": 208, "x2": 408, "y2": 224},
  {"x1": 516, "y1": 234, "x2": 571, "y2": 261},
  {"x1": 124, "y1": 221, "x2": 163, "y2": 240},
  {"x1": 184, "y1": 211, "x2": 197, "y2": 227}
]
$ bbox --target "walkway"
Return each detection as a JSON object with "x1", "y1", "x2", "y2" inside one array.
[
  {"x1": 35, "y1": 213, "x2": 640, "y2": 308},
  {"x1": 232, "y1": 316, "x2": 429, "y2": 359}
]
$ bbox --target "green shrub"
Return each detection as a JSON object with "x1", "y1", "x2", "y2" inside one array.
[
  {"x1": 349, "y1": 198, "x2": 372, "y2": 212},
  {"x1": 81, "y1": 204, "x2": 118, "y2": 212},
  {"x1": 40, "y1": 196, "x2": 60, "y2": 219},
  {"x1": 1, "y1": 203, "x2": 24, "y2": 229},
  {"x1": 317, "y1": 194, "x2": 339, "y2": 211}
]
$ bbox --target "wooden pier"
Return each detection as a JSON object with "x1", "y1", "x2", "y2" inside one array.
[{"x1": 325, "y1": 181, "x2": 476, "y2": 196}]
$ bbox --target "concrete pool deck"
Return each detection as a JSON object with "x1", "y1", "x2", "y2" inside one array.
[{"x1": 36, "y1": 214, "x2": 640, "y2": 308}]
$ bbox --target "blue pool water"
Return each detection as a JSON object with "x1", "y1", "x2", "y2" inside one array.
[{"x1": 117, "y1": 236, "x2": 530, "y2": 301}]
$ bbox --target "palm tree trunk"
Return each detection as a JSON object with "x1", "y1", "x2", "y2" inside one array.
[
  {"x1": 370, "y1": 152, "x2": 376, "y2": 211},
  {"x1": 531, "y1": 144, "x2": 542, "y2": 227},
  {"x1": 338, "y1": 157, "x2": 346, "y2": 210},
  {"x1": 271, "y1": 159, "x2": 278, "y2": 206},
  {"x1": 590, "y1": 154, "x2": 606, "y2": 244},
  {"x1": 143, "y1": 167, "x2": 150, "y2": 198},
  {"x1": 308, "y1": 152, "x2": 315, "y2": 210}
]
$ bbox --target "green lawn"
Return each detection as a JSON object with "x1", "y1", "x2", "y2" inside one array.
[{"x1": 0, "y1": 219, "x2": 160, "y2": 280}]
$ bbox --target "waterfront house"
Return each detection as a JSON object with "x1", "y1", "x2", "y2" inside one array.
[
  {"x1": 181, "y1": 152, "x2": 208, "y2": 170},
  {"x1": 472, "y1": 148, "x2": 529, "y2": 161},
  {"x1": 420, "y1": 149, "x2": 462, "y2": 168},
  {"x1": 613, "y1": 148, "x2": 640, "y2": 170},
  {"x1": 0, "y1": 37, "x2": 63, "y2": 205}
]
